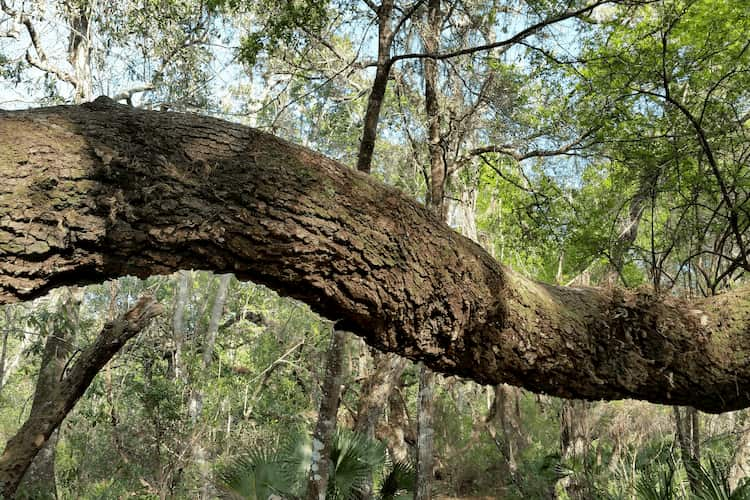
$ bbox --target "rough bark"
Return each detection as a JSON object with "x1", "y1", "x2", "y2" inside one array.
[
  {"x1": 557, "y1": 400, "x2": 591, "y2": 498},
  {"x1": 491, "y1": 384, "x2": 524, "y2": 479},
  {"x1": 423, "y1": 0, "x2": 445, "y2": 218},
  {"x1": 675, "y1": 406, "x2": 701, "y2": 493},
  {"x1": 729, "y1": 415, "x2": 750, "y2": 490},
  {"x1": 0, "y1": 99, "x2": 750, "y2": 413},
  {"x1": 305, "y1": 328, "x2": 347, "y2": 500},
  {"x1": 380, "y1": 384, "x2": 414, "y2": 462},
  {"x1": 354, "y1": 351, "x2": 408, "y2": 499},
  {"x1": 0, "y1": 295, "x2": 162, "y2": 498}
]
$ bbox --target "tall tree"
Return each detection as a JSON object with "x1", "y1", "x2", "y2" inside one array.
[
  {"x1": 305, "y1": 328, "x2": 347, "y2": 500},
  {"x1": 190, "y1": 273, "x2": 231, "y2": 499}
]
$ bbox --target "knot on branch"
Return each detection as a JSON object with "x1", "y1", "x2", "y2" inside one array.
[{"x1": 124, "y1": 295, "x2": 164, "y2": 327}]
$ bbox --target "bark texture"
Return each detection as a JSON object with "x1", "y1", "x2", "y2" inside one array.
[
  {"x1": 354, "y1": 353, "x2": 408, "y2": 438},
  {"x1": 1, "y1": 99, "x2": 750, "y2": 413}
]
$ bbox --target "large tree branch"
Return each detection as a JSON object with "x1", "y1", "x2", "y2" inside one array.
[{"x1": 0, "y1": 98, "x2": 749, "y2": 413}]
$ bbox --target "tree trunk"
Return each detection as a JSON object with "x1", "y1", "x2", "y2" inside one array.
[
  {"x1": 305, "y1": 328, "x2": 347, "y2": 500},
  {"x1": 423, "y1": 0, "x2": 445, "y2": 219},
  {"x1": 414, "y1": 1, "x2": 448, "y2": 493},
  {"x1": 381, "y1": 383, "x2": 414, "y2": 463},
  {"x1": 415, "y1": 364, "x2": 436, "y2": 500},
  {"x1": 674, "y1": 406, "x2": 701, "y2": 493},
  {"x1": 356, "y1": 0, "x2": 394, "y2": 174},
  {"x1": 354, "y1": 352, "x2": 408, "y2": 438},
  {"x1": 415, "y1": 1, "x2": 443, "y2": 494},
  {"x1": 354, "y1": 350, "x2": 408, "y2": 499},
  {"x1": 66, "y1": 0, "x2": 93, "y2": 103},
  {"x1": 1, "y1": 100, "x2": 749, "y2": 413},
  {"x1": 0, "y1": 309, "x2": 36, "y2": 397},
  {"x1": 489, "y1": 384, "x2": 524, "y2": 480},
  {"x1": 729, "y1": 413, "x2": 750, "y2": 490},
  {"x1": 192, "y1": 273, "x2": 231, "y2": 499},
  {"x1": 0, "y1": 314, "x2": 9, "y2": 396},
  {"x1": 16, "y1": 290, "x2": 81, "y2": 499},
  {"x1": 557, "y1": 400, "x2": 591, "y2": 499},
  {"x1": 172, "y1": 270, "x2": 190, "y2": 380},
  {"x1": 0, "y1": 295, "x2": 162, "y2": 498}
]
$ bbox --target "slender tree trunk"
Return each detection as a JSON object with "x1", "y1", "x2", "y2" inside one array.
[
  {"x1": 203, "y1": 275, "x2": 231, "y2": 368},
  {"x1": 556, "y1": 400, "x2": 590, "y2": 499},
  {"x1": 355, "y1": 353, "x2": 408, "y2": 438},
  {"x1": 171, "y1": 270, "x2": 190, "y2": 381},
  {"x1": 675, "y1": 406, "x2": 701, "y2": 493},
  {"x1": 415, "y1": 2, "x2": 443, "y2": 497},
  {"x1": 729, "y1": 413, "x2": 750, "y2": 490},
  {"x1": 605, "y1": 169, "x2": 654, "y2": 286},
  {"x1": 355, "y1": 351, "x2": 408, "y2": 499},
  {"x1": 66, "y1": 0, "x2": 94, "y2": 103},
  {"x1": 356, "y1": 0, "x2": 394, "y2": 174},
  {"x1": 382, "y1": 383, "x2": 414, "y2": 463},
  {"x1": 18, "y1": 347, "x2": 66, "y2": 498},
  {"x1": 490, "y1": 384, "x2": 524, "y2": 479},
  {"x1": 305, "y1": 328, "x2": 347, "y2": 500},
  {"x1": 416, "y1": 364, "x2": 436, "y2": 500},
  {"x1": 0, "y1": 309, "x2": 10, "y2": 399},
  {"x1": 17, "y1": 290, "x2": 82, "y2": 499},
  {"x1": 423, "y1": 0, "x2": 445, "y2": 219},
  {"x1": 0, "y1": 296, "x2": 162, "y2": 498},
  {"x1": 0, "y1": 326, "x2": 34, "y2": 396},
  {"x1": 191, "y1": 274, "x2": 231, "y2": 499},
  {"x1": 0, "y1": 314, "x2": 8, "y2": 394}
]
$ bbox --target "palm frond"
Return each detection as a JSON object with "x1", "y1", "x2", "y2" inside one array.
[
  {"x1": 378, "y1": 460, "x2": 416, "y2": 500},
  {"x1": 634, "y1": 461, "x2": 676, "y2": 500},
  {"x1": 215, "y1": 445, "x2": 297, "y2": 500}
]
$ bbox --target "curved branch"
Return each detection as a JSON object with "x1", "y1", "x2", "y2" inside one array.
[{"x1": 0, "y1": 98, "x2": 749, "y2": 413}]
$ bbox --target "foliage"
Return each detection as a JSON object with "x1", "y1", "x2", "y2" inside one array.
[
  {"x1": 635, "y1": 460, "x2": 677, "y2": 500},
  {"x1": 207, "y1": 0, "x2": 331, "y2": 67},
  {"x1": 689, "y1": 459, "x2": 750, "y2": 500},
  {"x1": 0, "y1": 0, "x2": 748, "y2": 498},
  {"x1": 216, "y1": 444, "x2": 297, "y2": 499},
  {"x1": 215, "y1": 429, "x2": 414, "y2": 499}
]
